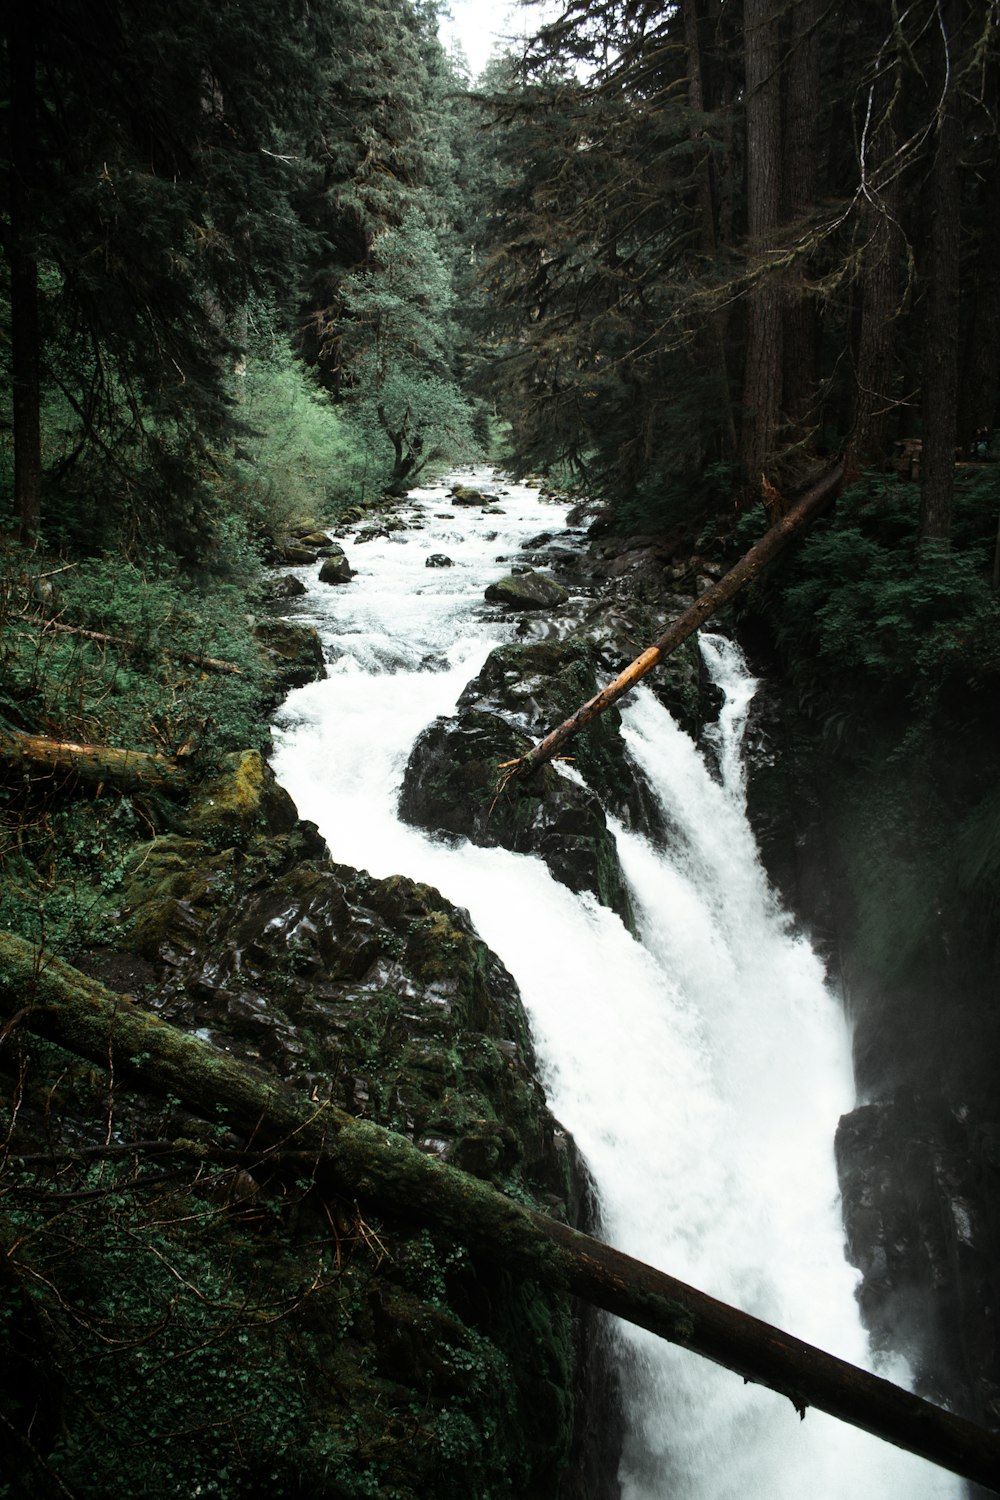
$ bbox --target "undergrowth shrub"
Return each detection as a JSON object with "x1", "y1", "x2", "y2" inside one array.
[
  {"x1": 750, "y1": 470, "x2": 1000, "y2": 707},
  {"x1": 0, "y1": 553, "x2": 268, "y2": 758}
]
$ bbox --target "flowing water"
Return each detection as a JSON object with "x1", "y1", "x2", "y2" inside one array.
[{"x1": 270, "y1": 470, "x2": 961, "y2": 1498}]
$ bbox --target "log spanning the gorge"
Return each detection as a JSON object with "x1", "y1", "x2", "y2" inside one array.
[
  {"x1": 503, "y1": 460, "x2": 845, "y2": 782},
  {"x1": 1, "y1": 930, "x2": 998, "y2": 1492}
]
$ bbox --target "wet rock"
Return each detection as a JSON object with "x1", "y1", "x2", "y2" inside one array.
[
  {"x1": 835, "y1": 1090, "x2": 1000, "y2": 1417},
  {"x1": 262, "y1": 572, "x2": 307, "y2": 602},
  {"x1": 100, "y1": 801, "x2": 607, "y2": 1498},
  {"x1": 273, "y1": 542, "x2": 318, "y2": 565},
  {"x1": 318, "y1": 547, "x2": 353, "y2": 584},
  {"x1": 485, "y1": 569, "x2": 570, "y2": 610},
  {"x1": 399, "y1": 638, "x2": 652, "y2": 925},
  {"x1": 426, "y1": 553, "x2": 454, "y2": 568},
  {"x1": 295, "y1": 529, "x2": 334, "y2": 549},
  {"x1": 253, "y1": 619, "x2": 326, "y2": 692},
  {"x1": 450, "y1": 484, "x2": 488, "y2": 506}
]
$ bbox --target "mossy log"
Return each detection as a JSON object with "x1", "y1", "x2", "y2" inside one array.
[
  {"x1": 1, "y1": 930, "x2": 998, "y2": 1492},
  {"x1": 505, "y1": 461, "x2": 845, "y2": 781},
  {"x1": 0, "y1": 730, "x2": 185, "y2": 791}
]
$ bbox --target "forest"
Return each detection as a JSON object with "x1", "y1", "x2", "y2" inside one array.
[{"x1": 2, "y1": 0, "x2": 1000, "y2": 1496}]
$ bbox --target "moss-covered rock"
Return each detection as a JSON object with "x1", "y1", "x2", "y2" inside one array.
[
  {"x1": 485, "y1": 569, "x2": 569, "y2": 610},
  {"x1": 254, "y1": 618, "x2": 327, "y2": 694},
  {"x1": 93, "y1": 809, "x2": 596, "y2": 1498},
  {"x1": 183, "y1": 749, "x2": 299, "y2": 843}
]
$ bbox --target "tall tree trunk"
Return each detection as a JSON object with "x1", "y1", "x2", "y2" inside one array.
[
  {"x1": 7, "y1": 11, "x2": 43, "y2": 544},
  {"x1": 919, "y1": 0, "x2": 964, "y2": 543},
  {"x1": 852, "y1": 48, "x2": 906, "y2": 468},
  {"x1": 3, "y1": 929, "x2": 1000, "y2": 1492},
  {"x1": 958, "y1": 142, "x2": 1000, "y2": 452},
  {"x1": 781, "y1": 0, "x2": 821, "y2": 444},
  {"x1": 684, "y1": 0, "x2": 737, "y2": 455},
  {"x1": 739, "y1": 0, "x2": 784, "y2": 506}
]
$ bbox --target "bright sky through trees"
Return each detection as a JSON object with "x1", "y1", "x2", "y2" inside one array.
[{"x1": 438, "y1": 0, "x2": 536, "y2": 77}]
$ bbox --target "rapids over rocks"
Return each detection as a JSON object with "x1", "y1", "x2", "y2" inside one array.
[{"x1": 270, "y1": 469, "x2": 961, "y2": 1498}]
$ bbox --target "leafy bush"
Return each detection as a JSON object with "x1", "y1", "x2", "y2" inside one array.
[
  {"x1": 0, "y1": 553, "x2": 268, "y2": 758},
  {"x1": 761, "y1": 471, "x2": 1000, "y2": 697},
  {"x1": 224, "y1": 347, "x2": 371, "y2": 530}
]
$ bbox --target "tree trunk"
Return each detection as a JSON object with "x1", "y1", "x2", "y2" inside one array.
[
  {"x1": 1, "y1": 930, "x2": 999, "y2": 1492},
  {"x1": 506, "y1": 461, "x2": 844, "y2": 781},
  {"x1": 739, "y1": 0, "x2": 784, "y2": 505},
  {"x1": 684, "y1": 0, "x2": 737, "y2": 455},
  {"x1": 958, "y1": 140, "x2": 1000, "y2": 453},
  {"x1": 0, "y1": 731, "x2": 185, "y2": 792},
  {"x1": 919, "y1": 0, "x2": 964, "y2": 542},
  {"x1": 7, "y1": 10, "x2": 43, "y2": 544},
  {"x1": 782, "y1": 0, "x2": 821, "y2": 441}
]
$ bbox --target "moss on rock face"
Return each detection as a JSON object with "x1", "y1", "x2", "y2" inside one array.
[
  {"x1": 94, "y1": 809, "x2": 586, "y2": 1498},
  {"x1": 183, "y1": 749, "x2": 299, "y2": 843}
]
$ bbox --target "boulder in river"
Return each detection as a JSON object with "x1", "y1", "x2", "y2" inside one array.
[
  {"x1": 399, "y1": 638, "x2": 660, "y2": 926},
  {"x1": 254, "y1": 618, "x2": 326, "y2": 694},
  {"x1": 485, "y1": 569, "x2": 569, "y2": 610},
  {"x1": 318, "y1": 547, "x2": 353, "y2": 584},
  {"x1": 450, "y1": 484, "x2": 488, "y2": 506},
  {"x1": 262, "y1": 572, "x2": 307, "y2": 602}
]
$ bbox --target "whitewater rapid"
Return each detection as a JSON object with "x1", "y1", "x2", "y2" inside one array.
[{"x1": 270, "y1": 469, "x2": 960, "y2": 1498}]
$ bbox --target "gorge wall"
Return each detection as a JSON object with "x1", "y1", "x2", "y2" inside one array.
[{"x1": 739, "y1": 616, "x2": 1000, "y2": 1435}]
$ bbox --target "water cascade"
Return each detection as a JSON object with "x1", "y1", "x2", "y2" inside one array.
[{"x1": 270, "y1": 472, "x2": 960, "y2": 1498}]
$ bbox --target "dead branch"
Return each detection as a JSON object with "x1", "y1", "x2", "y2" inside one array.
[{"x1": 504, "y1": 461, "x2": 845, "y2": 782}]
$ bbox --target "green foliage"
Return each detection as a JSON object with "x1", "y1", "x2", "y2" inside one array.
[
  {"x1": 0, "y1": 553, "x2": 268, "y2": 757},
  {"x1": 341, "y1": 216, "x2": 483, "y2": 492},
  {"x1": 224, "y1": 347, "x2": 371, "y2": 528},
  {"x1": 762, "y1": 472, "x2": 1000, "y2": 699},
  {"x1": 0, "y1": 1156, "x2": 346, "y2": 1499}
]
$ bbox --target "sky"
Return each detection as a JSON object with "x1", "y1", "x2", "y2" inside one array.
[{"x1": 437, "y1": 0, "x2": 539, "y2": 80}]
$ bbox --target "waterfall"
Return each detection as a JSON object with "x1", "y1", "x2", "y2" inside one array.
[{"x1": 270, "y1": 471, "x2": 961, "y2": 1498}]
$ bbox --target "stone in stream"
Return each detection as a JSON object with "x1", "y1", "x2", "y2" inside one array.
[
  {"x1": 484, "y1": 568, "x2": 569, "y2": 609},
  {"x1": 318, "y1": 545, "x2": 353, "y2": 584},
  {"x1": 426, "y1": 553, "x2": 454, "y2": 568},
  {"x1": 399, "y1": 637, "x2": 665, "y2": 928}
]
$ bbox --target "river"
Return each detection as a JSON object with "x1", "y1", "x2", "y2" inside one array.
[{"x1": 270, "y1": 468, "x2": 961, "y2": 1498}]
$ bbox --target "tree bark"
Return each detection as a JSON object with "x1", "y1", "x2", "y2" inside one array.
[
  {"x1": 505, "y1": 461, "x2": 844, "y2": 782},
  {"x1": 0, "y1": 731, "x2": 185, "y2": 792},
  {"x1": 1, "y1": 930, "x2": 998, "y2": 1491},
  {"x1": 683, "y1": 0, "x2": 737, "y2": 455},
  {"x1": 7, "y1": 10, "x2": 43, "y2": 544},
  {"x1": 919, "y1": 0, "x2": 964, "y2": 542},
  {"x1": 738, "y1": 0, "x2": 784, "y2": 504},
  {"x1": 782, "y1": 0, "x2": 821, "y2": 440}
]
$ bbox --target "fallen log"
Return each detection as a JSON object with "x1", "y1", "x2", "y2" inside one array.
[
  {"x1": 0, "y1": 730, "x2": 185, "y2": 792},
  {"x1": 20, "y1": 614, "x2": 242, "y2": 675},
  {"x1": 0, "y1": 930, "x2": 997, "y2": 1491},
  {"x1": 503, "y1": 460, "x2": 845, "y2": 782}
]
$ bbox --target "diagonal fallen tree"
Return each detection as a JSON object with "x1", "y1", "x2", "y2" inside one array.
[
  {"x1": 501, "y1": 460, "x2": 845, "y2": 783},
  {"x1": 1, "y1": 930, "x2": 998, "y2": 1491}
]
